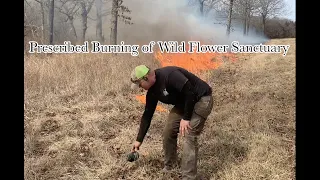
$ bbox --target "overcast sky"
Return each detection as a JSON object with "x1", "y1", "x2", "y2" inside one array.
[{"x1": 284, "y1": 0, "x2": 296, "y2": 21}]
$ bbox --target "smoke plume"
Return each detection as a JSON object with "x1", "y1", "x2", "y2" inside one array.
[{"x1": 117, "y1": 0, "x2": 268, "y2": 45}]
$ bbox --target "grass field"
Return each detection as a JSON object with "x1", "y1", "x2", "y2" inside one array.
[{"x1": 24, "y1": 38, "x2": 295, "y2": 180}]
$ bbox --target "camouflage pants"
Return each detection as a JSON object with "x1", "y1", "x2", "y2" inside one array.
[{"x1": 163, "y1": 95, "x2": 214, "y2": 180}]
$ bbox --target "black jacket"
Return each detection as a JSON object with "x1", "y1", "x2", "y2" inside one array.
[{"x1": 136, "y1": 66, "x2": 212, "y2": 143}]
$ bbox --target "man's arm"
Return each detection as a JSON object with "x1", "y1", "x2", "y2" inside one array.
[
  {"x1": 168, "y1": 70, "x2": 197, "y2": 121},
  {"x1": 136, "y1": 91, "x2": 158, "y2": 143},
  {"x1": 180, "y1": 81, "x2": 197, "y2": 120}
]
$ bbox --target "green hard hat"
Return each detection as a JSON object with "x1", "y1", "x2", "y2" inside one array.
[
  {"x1": 132, "y1": 65, "x2": 149, "y2": 80},
  {"x1": 130, "y1": 65, "x2": 150, "y2": 89}
]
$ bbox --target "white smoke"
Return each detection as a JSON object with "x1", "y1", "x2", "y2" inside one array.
[{"x1": 117, "y1": 0, "x2": 268, "y2": 45}]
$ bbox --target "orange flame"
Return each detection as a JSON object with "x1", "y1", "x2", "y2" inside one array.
[
  {"x1": 135, "y1": 41, "x2": 238, "y2": 112},
  {"x1": 135, "y1": 95, "x2": 167, "y2": 112},
  {"x1": 155, "y1": 42, "x2": 237, "y2": 77}
]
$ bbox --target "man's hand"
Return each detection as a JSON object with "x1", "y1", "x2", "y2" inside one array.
[
  {"x1": 179, "y1": 119, "x2": 192, "y2": 137},
  {"x1": 131, "y1": 141, "x2": 141, "y2": 152}
]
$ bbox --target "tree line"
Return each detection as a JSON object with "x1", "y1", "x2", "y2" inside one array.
[{"x1": 24, "y1": 0, "x2": 295, "y2": 46}]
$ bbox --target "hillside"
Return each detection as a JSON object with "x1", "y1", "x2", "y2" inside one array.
[{"x1": 24, "y1": 38, "x2": 295, "y2": 180}]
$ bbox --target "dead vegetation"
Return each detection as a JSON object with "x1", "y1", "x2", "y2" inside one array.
[{"x1": 24, "y1": 38, "x2": 295, "y2": 180}]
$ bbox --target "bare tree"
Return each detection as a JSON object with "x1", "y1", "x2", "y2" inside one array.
[
  {"x1": 232, "y1": 0, "x2": 257, "y2": 36},
  {"x1": 56, "y1": 0, "x2": 80, "y2": 41},
  {"x1": 242, "y1": 0, "x2": 249, "y2": 35},
  {"x1": 24, "y1": 0, "x2": 48, "y2": 41},
  {"x1": 188, "y1": 0, "x2": 220, "y2": 17},
  {"x1": 199, "y1": 0, "x2": 205, "y2": 16},
  {"x1": 246, "y1": 0, "x2": 259, "y2": 35},
  {"x1": 95, "y1": 0, "x2": 104, "y2": 42},
  {"x1": 257, "y1": 0, "x2": 286, "y2": 35},
  {"x1": 226, "y1": 0, "x2": 234, "y2": 36},
  {"x1": 34, "y1": 0, "x2": 47, "y2": 43},
  {"x1": 204, "y1": 0, "x2": 221, "y2": 16},
  {"x1": 25, "y1": 0, "x2": 36, "y2": 39},
  {"x1": 49, "y1": 0, "x2": 55, "y2": 44},
  {"x1": 91, "y1": 0, "x2": 114, "y2": 42},
  {"x1": 110, "y1": 0, "x2": 118, "y2": 45},
  {"x1": 79, "y1": 0, "x2": 95, "y2": 43},
  {"x1": 242, "y1": 0, "x2": 253, "y2": 35},
  {"x1": 110, "y1": 0, "x2": 132, "y2": 45}
]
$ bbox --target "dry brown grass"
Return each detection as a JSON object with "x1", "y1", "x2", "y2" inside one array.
[{"x1": 24, "y1": 38, "x2": 295, "y2": 180}]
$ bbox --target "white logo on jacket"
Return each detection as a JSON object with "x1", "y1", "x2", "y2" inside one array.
[{"x1": 163, "y1": 88, "x2": 169, "y2": 96}]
